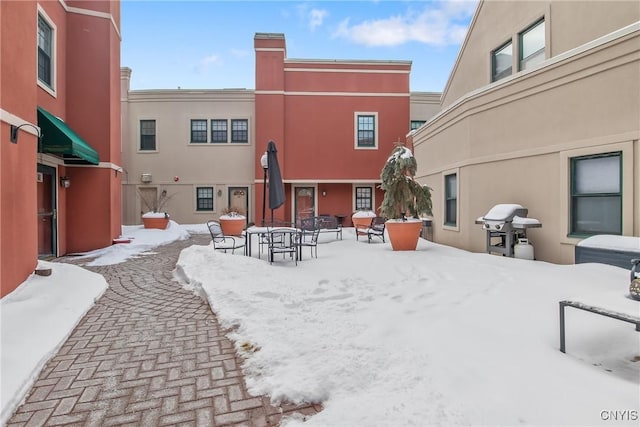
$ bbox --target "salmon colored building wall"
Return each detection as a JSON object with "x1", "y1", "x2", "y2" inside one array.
[
  {"x1": 1, "y1": 1, "x2": 121, "y2": 297},
  {"x1": 254, "y1": 33, "x2": 411, "y2": 226}
]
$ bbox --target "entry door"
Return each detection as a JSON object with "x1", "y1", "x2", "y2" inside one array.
[
  {"x1": 37, "y1": 164, "x2": 56, "y2": 258},
  {"x1": 294, "y1": 187, "x2": 315, "y2": 226},
  {"x1": 228, "y1": 186, "x2": 249, "y2": 221}
]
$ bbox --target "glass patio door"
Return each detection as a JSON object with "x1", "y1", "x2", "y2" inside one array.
[{"x1": 294, "y1": 187, "x2": 315, "y2": 226}]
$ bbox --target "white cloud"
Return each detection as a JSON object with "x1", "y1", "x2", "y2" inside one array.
[
  {"x1": 333, "y1": 0, "x2": 477, "y2": 47},
  {"x1": 296, "y1": 3, "x2": 328, "y2": 31},
  {"x1": 309, "y1": 8, "x2": 328, "y2": 31}
]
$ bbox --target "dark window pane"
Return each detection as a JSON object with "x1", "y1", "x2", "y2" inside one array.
[
  {"x1": 355, "y1": 187, "x2": 372, "y2": 210},
  {"x1": 444, "y1": 174, "x2": 457, "y2": 226},
  {"x1": 38, "y1": 15, "x2": 52, "y2": 86},
  {"x1": 231, "y1": 119, "x2": 248, "y2": 143},
  {"x1": 357, "y1": 115, "x2": 375, "y2": 147},
  {"x1": 211, "y1": 119, "x2": 228, "y2": 143},
  {"x1": 197, "y1": 187, "x2": 214, "y2": 211},
  {"x1": 140, "y1": 120, "x2": 156, "y2": 151},
  {"x1": 571, "y1": 196, "x2": 621, "y2": 234},
  {"x1": 191, "y1": 120, "x2": 207, "y2": 143},
  {"x1": 570, "y1": 153, "x2": 621, "y2": 236},
  {"x1": 492, "y1": 41, "x2": 512, "y2": 82}
]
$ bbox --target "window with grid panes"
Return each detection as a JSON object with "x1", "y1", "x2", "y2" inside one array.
[
  {"x1": 570, "y1": 153, "x2": 621, "y2": 236},
  {"x1": 357, "y1": 115, "x2": 375, "y2": 147},
  {"x1": 355, "y1": 187, "x2": 372, "y2": 210},
  {"x1": 140, "y1": 120, "x2": 156, "y2": 151},
  {"x1": 211, "y1": 119, "x2": 227, "y2": 143},
  {"x1": 191, "y1": 120, "x2": 207, "y2": 143},
  {"x1": 38, "y1": 15, "x2": 53, "y2": 87},
  {"x1": 196, "y1": 187, "x2": 214, "y2": 211},
  {"x1": 410, "y1": 120, "x2": 426, "y2": 131},
  {"x1": 231, "y1": 119, "x2": 248, "y2": 143}
]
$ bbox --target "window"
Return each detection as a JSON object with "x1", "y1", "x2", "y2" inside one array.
[
  {"x1": 410, "y1": 120, "x2": 426, "y2": 131},
  {"x1": 356, "y1": 114, "x2": 376, "y2": 148},
  {"x1": 196, "y1": 187, "x2": 214, "y2": 211},
  {"x1": 570, "y1": 153, "x2": 621, "y2": 235},
  {"x1": 519, "y1": 19, "x2": 545, "y2": 71},
  {"x1": 191, "y1": 120, "x2": 207, "y2": 143},
  {"x1": 492, "y1": 41, "x2": 512, "y2": 82},
  {"x1": 211, "y1": 119, "x2": 227, "y2": 143},
  {"x1": 444, "y1": 174, "x2": 457, "y2": 226},
  {"x1": 231, "y1": 119, "x2": 248, "y2": 143},
  {"x1": 38, "y1": 14, "x2": 53, "y2": 88},
  {"x1": 140, "y1": 120, "x2": 156, "y2": 151},
  {"x1": 355, "y1": 187, "x2": 373, "y2": 210}
]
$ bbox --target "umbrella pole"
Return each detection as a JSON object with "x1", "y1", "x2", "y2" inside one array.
[{"x1": 262, "y1": 168, "x2": 267, "y2": 226}]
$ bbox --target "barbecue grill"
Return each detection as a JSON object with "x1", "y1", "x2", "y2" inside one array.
[{"x1": 475, "y1": 204, "x2": 542, "y2": 257}]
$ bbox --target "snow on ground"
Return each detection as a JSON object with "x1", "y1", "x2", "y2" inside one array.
[{"x1": 2, "y1": 222, "x2": 639, "y2": 426}]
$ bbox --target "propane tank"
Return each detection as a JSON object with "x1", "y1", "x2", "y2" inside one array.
[{"x1": 514, "y1": 238, "x2": 534, "y2": 260}]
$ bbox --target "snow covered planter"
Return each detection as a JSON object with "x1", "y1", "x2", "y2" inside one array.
[
  {"x1": 142, "y1": 212, "x2": 170, "y2": 229},
  {"x1": 219, "y1": 207, "x2": 246, "y2": 236},
  {"x1": 379, "y1": 141, "x2": 432, "y2": 251},
  {"x1": 352, "y1": 210, "x2": 376, "y2": 235}
]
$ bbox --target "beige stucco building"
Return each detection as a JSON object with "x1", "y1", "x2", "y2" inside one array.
[
  {"x1": 120, "y1": 67, "x2": 440, "y2": 227},
  {"x1": 413, "y1": 0, "x2": 640, "y2": 264},
  {"x1": 121, "y1": 68, "x2": 257, "y2": 226}
]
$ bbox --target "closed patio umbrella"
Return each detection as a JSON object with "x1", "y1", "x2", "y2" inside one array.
[{"x1": 267, "y1": 140, "x2": 285, "y2": 222}]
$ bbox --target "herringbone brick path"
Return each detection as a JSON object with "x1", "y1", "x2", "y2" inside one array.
[{"x1": 6, "y1": 234, "x2": 321, "y2": 426}]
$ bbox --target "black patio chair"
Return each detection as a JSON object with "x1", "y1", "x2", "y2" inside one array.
[{"x1": 207, "y1": 220, "x2": 246, "y2": 254}]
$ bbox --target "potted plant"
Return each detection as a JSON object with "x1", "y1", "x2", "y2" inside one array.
[
  {"x1": 379, "y1": 142, "x2": 433, "y2": 251},
  {"x1": 219, "y1": 206, "x2": 246, "y2": 236},
  {"x1": 139, "y1": 189, "x2": 172, "y2": 229}
]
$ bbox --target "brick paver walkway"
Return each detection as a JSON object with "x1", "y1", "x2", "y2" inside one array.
[{"x1": 6, "y1": 234, "x2": 321, "y2": 426}]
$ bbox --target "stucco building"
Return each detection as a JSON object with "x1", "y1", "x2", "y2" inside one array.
[
  {"x1": 1, "y1": 1, "x2": 122, "y2": 296},
  {"x1": 412, "y1": 0, "x2": 640, "y2": 264},
  {"x1": 121, "y1": 33, "x2": 440, "y2": 227}
]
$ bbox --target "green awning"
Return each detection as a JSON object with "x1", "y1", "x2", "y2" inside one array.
[{"x1": 37, "y1": 107, "x2": 99, "y2": 165}]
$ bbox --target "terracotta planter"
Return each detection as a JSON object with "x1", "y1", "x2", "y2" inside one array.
[
  {"x1": 142, "y1": 217, "x2": 170, "y2": 230},
  {"x1": 352, "y1": 211, "x2": 376, "y2": 235},
  {"x1": 219, "y1": 217, "x2": 246, "y2": 236},
  {"x1": 385, "y1": 220, "x2": 422, "y2": 251}
]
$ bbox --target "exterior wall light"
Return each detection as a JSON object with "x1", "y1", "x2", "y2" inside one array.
[
  {"x1": 10, "y1": 123, "x2": 42, "y2": 144},
  {"x1": 59, "y1": 176, "x2": 71, "y2": 188}
]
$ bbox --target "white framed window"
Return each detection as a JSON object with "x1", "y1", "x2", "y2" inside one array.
[
  {"x1": 355, "y1": 186, "x2": 373, "y2": 211},
  {"x1": 37, "y1": 7, "x2": 56, "y2": 96},
  {"x1": 190, "y1": 120, "x2": 208, "y2": 143},
  {"x1": 139, "y1": 120, "x2": 156, "y2": 151},
  {"x1": 354, "y1": 112, "x2": 378, "y2": 149},
  {"x1": 231, "y1": 119, "x2": 248, "y2": 143},
  {"x1": 196, "y1": 186, "x2": 214, "y2": 211}
]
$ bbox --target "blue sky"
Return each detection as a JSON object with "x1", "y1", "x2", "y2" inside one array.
[{"x1": 121, "y1": 0, "x2": 478, "y2": 92}]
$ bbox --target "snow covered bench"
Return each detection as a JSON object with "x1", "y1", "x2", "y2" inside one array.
[{"x1": 559, "y1": 292, "x2": 640, "y2": 353}]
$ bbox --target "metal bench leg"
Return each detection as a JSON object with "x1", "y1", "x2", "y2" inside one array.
[{"x1": 559, "y1": 302, "x2": 566, "y2": 353}]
